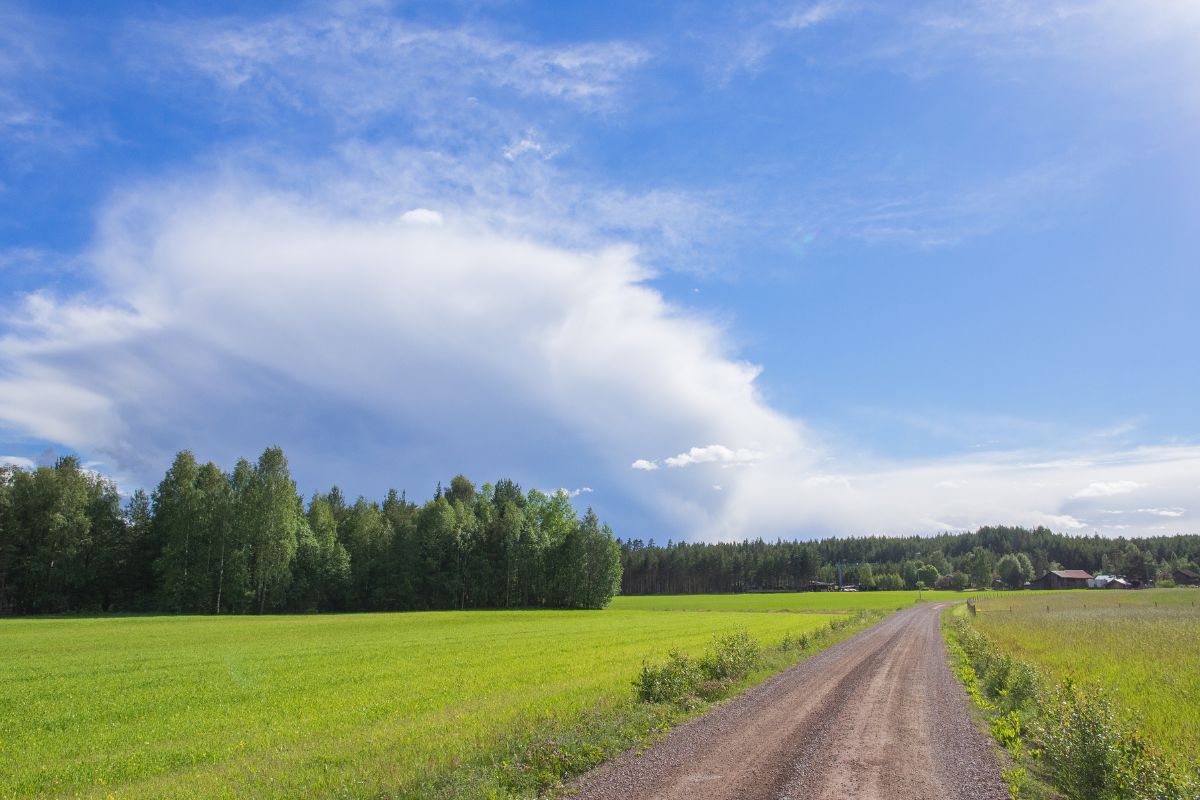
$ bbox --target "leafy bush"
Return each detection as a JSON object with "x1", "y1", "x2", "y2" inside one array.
[
  {"x1": 698, "y1": 631, "x2": 761, "y2": 681},
  {"x1": 634, "y1": 630, "x2": 763, "y2": 705},
  {"x1": 1034, "y1": 679, "x2": 1192, "y2": 800},
  {"x1": 633, "y1": 650, "x2": 704, "y2": 704}
]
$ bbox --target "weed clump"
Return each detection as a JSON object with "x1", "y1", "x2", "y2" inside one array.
[
  {"x1": 633, "y1": 630, "x2": 761, "y2": 704},
  {"x1": 781, "y1": 631, "x2": 812, "y2": 652}
]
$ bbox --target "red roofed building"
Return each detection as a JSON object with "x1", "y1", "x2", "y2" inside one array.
[{"x1": 1028, "y1": 569, "x2": 1093, "y2": 590}]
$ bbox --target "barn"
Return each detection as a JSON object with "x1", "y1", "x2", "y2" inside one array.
[
  {"x1": 1173, "y1": 567, "x2": 1200, "y2": 586},
  {"x1": 1027, "y1": 569, "x2": 1093, "y2": 590}
]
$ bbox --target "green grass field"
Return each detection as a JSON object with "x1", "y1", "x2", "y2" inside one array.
[
  {"x1": 1, "y1": 607, "x2": 851, "y2": 799},
  {"x1": 612, "y1": 589, "x2": 989, "y2": 613},
  {"x1": 972, "y1": 588, "x2": 1200, "y2": 763}
]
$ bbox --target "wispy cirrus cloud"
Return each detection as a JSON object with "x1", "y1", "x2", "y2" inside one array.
[
  {"x1": 687, "y1": 0, "x2": 851, "y2": 82},
  {"x1": 776, "y1": 2, "x2": 846, "y2": 31},
  {"x1": 129, "y1": 6, "x2": 649, "y2": 125},
  {"x1": 842, "y1": 153, "x2": 1108, "y2": 248},
  {"x1": 0, "y1": 7, "x2": 103, "y2": 162}
]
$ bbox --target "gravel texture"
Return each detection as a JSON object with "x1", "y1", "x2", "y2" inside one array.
[{"x1": 566, "y1": 602, "x2": 1008, "y2": 800}]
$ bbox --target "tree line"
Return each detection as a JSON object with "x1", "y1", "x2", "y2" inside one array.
[
  {"x1": 0, "y1": 449, "x2": 622, "y2": 615},
  {"x1": 619, "y1": 525, "x2": 1200, "y2": 594}
]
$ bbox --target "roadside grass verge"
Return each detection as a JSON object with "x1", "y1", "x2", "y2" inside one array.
[{"x1": 942, "y1": 604, "x2": 1200, "y2": 800}]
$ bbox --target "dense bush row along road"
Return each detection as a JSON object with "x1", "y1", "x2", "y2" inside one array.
[{"x1": 569, "y1": 603, "x2": 1007, "y2": 800}]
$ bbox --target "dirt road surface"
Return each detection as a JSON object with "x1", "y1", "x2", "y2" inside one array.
[{"x1": 567, "y1": 602, "x2": 1007, "y2": 800}]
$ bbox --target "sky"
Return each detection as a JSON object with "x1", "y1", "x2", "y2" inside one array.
[{"x1": 1, "y1": 0, "x2": 1198, "y2": 541}]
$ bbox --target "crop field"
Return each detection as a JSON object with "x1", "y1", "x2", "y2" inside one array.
[
  {"x1": 612, "y1": 589, "x2": 987, "y2": 613},
  {"x1": 0, "y1": 607, "x2": 847, "y2": 799},
  {"x1": 972, "y1": 588, "x2": 1200, "y2": 763}
]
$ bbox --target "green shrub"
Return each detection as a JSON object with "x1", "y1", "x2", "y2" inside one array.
[
  {"x1": 633, "y1": 650, "x2": 703, "y2": 704},
  {"x1": 633, "y1": 630, "x2": 762, "y2": 705},
  {"x1": 982, "y1": 651, "x2": 1015, "y2": 700},
  {"x1": 1033, "y1": 679, "x2": 1193, "y2": 800},
  {"x1": 698, "y1": 630, "x2": 761, "y2": 681}
]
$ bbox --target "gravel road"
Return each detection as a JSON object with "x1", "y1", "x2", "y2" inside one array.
[{"x1": 567, "y1": 602, "x2": 1007, "y2": 800}]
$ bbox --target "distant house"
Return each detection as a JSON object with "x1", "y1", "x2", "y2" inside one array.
[
  {"x1": 1104, "y1": 577, "x2": 1133, "y2": 590},
  {"x1": 1173, "y1": 568, "x2": 1200, "y2": 586},
  {"x1": 1028, "y1": 569, "x2": 1093, "y2": 590}
]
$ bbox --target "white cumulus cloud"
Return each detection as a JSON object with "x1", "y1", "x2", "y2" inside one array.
[
  {"x1": 657, "y1": 444, "x2": 769, "y2": 468},
  {"x1": 0, "y1": 173, "x2": 802, "y2": 509},
  {"x1": 399, "y1": 208, "x2": 443, "y2": 226}
]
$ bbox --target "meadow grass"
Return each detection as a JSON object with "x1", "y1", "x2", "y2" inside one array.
[
  {"x1": 611, "y1": 588, "x2": 987, "y2": 613},
  {"x1": 972, "y1": 588, "x2": 1200, "y2": 764},
  {"x1": 0, "y1": 607, "x2": 846, "y2": 799}
]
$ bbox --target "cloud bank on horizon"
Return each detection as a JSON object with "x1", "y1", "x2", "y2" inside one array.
[{"x1": 1, "y1": 1, "x2": 1198, "y2": 540}]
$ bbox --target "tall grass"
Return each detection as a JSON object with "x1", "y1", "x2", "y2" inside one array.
[
  {"x1": 947, "y1": 589, "x2": 1200, "y2": 799},
  {"x1": 973, "y1": 589, "x2": 1200, "y2": 760}
]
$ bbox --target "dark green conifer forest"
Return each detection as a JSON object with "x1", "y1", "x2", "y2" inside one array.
[{"x1": 618, "y1": 528, "x2": 1200, "y2": 594}]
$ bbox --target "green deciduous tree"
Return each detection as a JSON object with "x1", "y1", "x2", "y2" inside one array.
[
  {"x1": 968, "y1": 546, "x2": 994, "y2": 589},
  {"x1": 997, "y1": 553, "x2": 1025, "y2": 589},
  {"x1": 236, "y1": 448, "x2": 302, "y2": 613}
]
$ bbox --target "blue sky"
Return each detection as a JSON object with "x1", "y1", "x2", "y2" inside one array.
[{"x1": 2, "y1": 0, "x2": 1198, "y2": 540}]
